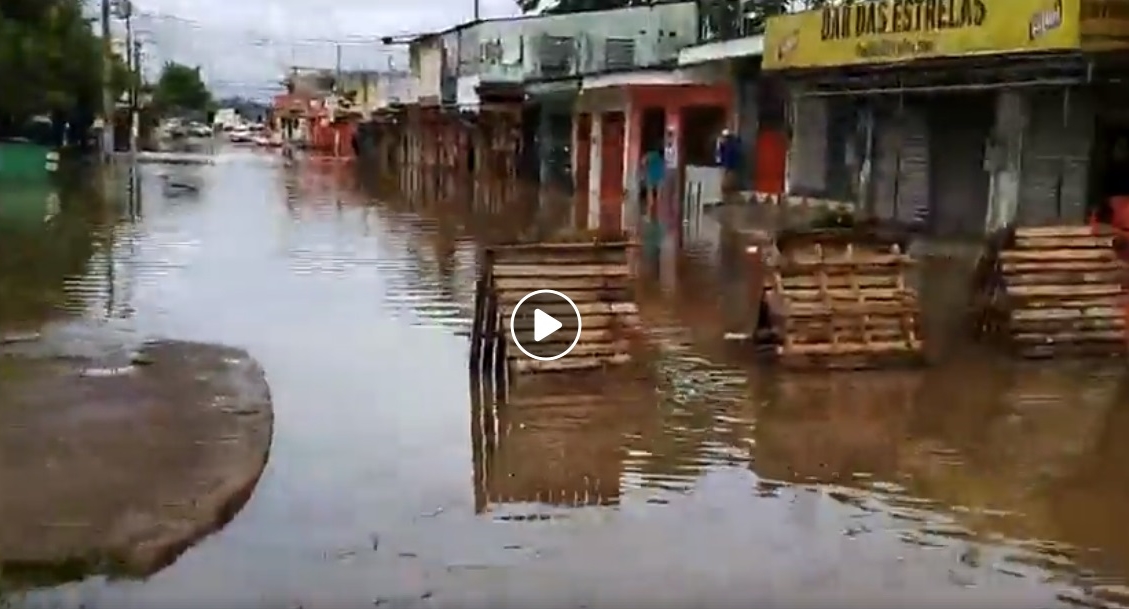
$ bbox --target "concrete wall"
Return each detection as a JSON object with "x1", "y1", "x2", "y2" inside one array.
[
  {"x1": 373, "y1": 71, "x2": 414, "y2": 109},
  {"x1": 409, "y1": 38, "x2": 444, "y2": 103},
  {"x1": 458, "y1": 2, "x2": 698, "y2": 84}
]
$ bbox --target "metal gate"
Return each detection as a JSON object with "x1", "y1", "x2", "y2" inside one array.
[
  {"x1": 871, "y1": 103, "x2": 929, "y2": 226},
  {"x1": 788, "y1": 97, "x2": 828, "y2": 195},
  {"x1": 1018, "y1": 89, "x2": 1094, "y2": 226}
]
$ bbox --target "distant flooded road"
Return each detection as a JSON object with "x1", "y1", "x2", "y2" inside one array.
[{"x1": 6, "y1": 150, "x2": 1129, "y2": 608}]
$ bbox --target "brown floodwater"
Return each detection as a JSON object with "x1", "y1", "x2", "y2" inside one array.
[{"x1": 4, "y1": 151, "x2": 1129, "y2": 608}]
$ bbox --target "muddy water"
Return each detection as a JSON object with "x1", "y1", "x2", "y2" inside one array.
[{"x1": 4, "y1": 152, "x2": 1129, "y2": 607}]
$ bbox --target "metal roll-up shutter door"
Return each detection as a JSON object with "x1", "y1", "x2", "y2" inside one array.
[
  {"x1": 1059, "y1": 91, "x2": 1093, "y2": 223},
  {"x1": 1019, "y1": 90, "x2": 1094, "y2": 225},
  {"x1": 896, "y1": 108, "x2": 930, "y2": 226},
  {"x1": 871, "y1": 109, "x2": 900, "y2": 223},
  {"x1": 870, "y1": 105, "x2": 929, "y2": 225},
  {"x1": 788, "y1": 97, "x2": 828, "y2": 195}
]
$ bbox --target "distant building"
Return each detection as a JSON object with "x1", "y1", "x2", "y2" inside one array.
[{"x1": 213, "y1": 108, "x2": 239, "y2": 128}]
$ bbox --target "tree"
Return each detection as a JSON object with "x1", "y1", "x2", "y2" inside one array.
[
  {"x1": 0, "y1": 0, "x2": 126, "y2": 133},
  {"x1": 151, "y1": 61, "x2": 213, "y2": 116}
]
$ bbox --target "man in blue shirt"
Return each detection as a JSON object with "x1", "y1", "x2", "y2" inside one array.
[
  {"x1": 716, "y1": 128, "x2": 742, "y2": 196},
  {"x1": 640, "y1": 148, "x2": 666, "y2": 268}
]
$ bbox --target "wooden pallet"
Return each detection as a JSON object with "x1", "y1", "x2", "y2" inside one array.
[
  {"x1": 976, "y1": 225, "x2": 1128, "y2": 358},
  {"x1": 470, "y1": 236, "x2": 642, "y2": 392},
  {"x1": 766, "y1": 241, "x2": 924, "y2": 370}
]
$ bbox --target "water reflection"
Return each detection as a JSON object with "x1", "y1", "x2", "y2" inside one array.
[
  {"x1": 0, "y1": 170, "x2": 108, "y2": 329},
  {"x1": 472, "y1": 380, "x2": 632, "y2": 515},
  {"x1": 6, "y1": 154, "x2": 1129, "y2": 606}
]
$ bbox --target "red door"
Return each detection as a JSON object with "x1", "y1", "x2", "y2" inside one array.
[
  {"x1": 753, "y1": 128, "x2": 787, "y2": 194},
  {"x1": 575, "y1": 113, "x2": 591, "y2": 229},
  {"x1": 599, "y1": 112, "x2": 625, "y2": 233}
]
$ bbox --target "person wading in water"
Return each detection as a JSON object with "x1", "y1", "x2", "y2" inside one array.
[{"x1": 640, "y1": 146, "x2": 667, "y2": 273}]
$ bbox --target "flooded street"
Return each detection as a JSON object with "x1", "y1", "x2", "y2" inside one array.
[{"x1": 6, "y1": 149, "x2": 1129, "y2": 607}]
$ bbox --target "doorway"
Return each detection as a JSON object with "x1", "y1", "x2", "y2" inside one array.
[
  {"x1": 599, "y1": 112, "x2": 626, "y2": 233},
  {"x1": 928, "y1": 93, "x2": 993, "y2": 237},
  {"x1": 1088, "y1": 119, "x2": 1129, "y2": 223},
  {"x1": 575, "y1": 113, "x2": 592, "y2": 229}
]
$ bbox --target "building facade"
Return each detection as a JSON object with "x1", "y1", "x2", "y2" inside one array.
[{"x1": 762, "y1": 0, "x2": 1129, "y2": 236}]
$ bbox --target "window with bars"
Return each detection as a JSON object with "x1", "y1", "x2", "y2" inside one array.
[
  {"x1": 537, "y1": 35, "x2": 575, "y2": 77},
  {"x1": 603, "y1": 37, "x2": 636, "y2": 71}
]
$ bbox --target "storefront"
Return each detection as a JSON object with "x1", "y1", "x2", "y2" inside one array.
[{"x1": 762, "y1": 0, "x2": 1129, "y2": 235}]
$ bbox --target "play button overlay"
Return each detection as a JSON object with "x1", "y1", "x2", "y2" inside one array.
[
  {"x1": 533, "y1": 309, "x2": 563, "y2": 341},
  {"x1": 509, "y1": 289, "x2": 582, "y2": 361}
]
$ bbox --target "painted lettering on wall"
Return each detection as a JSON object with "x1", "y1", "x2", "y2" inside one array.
[{"x1": 820, "y1": 0, "x2": 988, "y2": 58}]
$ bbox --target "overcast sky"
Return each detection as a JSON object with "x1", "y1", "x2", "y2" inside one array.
[{"x1": 126, "y1": 0, "x2": 521, "y2": 99}]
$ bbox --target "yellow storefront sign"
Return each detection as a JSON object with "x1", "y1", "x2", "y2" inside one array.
[{"x1": 764, "y1": 0, "x2": 1096, "y2": 70}]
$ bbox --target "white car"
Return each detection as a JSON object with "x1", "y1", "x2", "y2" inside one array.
[{"x1": 229, "y1": 127, "x2": 252, "y2": 143}]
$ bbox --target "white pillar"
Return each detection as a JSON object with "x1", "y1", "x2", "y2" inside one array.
[{"x1": 588, "y1": 115, "x2": 602, "y2": 230}]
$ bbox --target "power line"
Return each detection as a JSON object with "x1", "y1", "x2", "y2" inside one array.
[{"x1": 132, "y1": 9, "x2": 415, "y2": 45}]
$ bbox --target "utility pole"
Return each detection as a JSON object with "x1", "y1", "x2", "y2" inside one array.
[
  {"x1": 101, "y1": 0, "x2": 116, "y2": 159},
  {"x1": 474, "y1": 0, "x2": 480, "y2": 21},
  {"x1": 132, "y1": 40, "x2": 142, "y2": 154},
  {"x1": 124, "y1": 4, "x2": 136, "y2": 155},
  {"x1": 334, "y1": 43, "x2": 343, "y2": 91}
]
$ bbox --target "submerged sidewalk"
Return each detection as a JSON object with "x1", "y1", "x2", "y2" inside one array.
[{"x1": 0, "y1": 336, "x2": 273, "y2": 584}]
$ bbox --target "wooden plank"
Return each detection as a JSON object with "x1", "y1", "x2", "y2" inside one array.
[
  {"x1": 782, "y1": 288, "x2": 917, "y2": 301},
  {"x1": 1014, "y1": 226, "x2": 1101, "y2": 238},
  {"x1": 505, "y1": 313, "x2": 640, "y2": 331},
  {"x1": 511, "y1": 353, "x2": 632, "y2": 373},
  {"x1": 1007, "y1": 284, "x2": 1124, "y2": 298},
  {"x1": 506, "y1": 340, "x2": 630, "y2": 358},
  {"x1": 493, "y1": 250, "x2": 629, "y2": 266},
  {"x1": 499, "y1": 301, "x2": 638, "y2": 317},
  {"x1": 786, "y1": 302, "x2": 916, "y2": 317},
  {"x1": 496, "y1": 285, "x2": 632, "y2": 305},
  {"x1": 1000, "y1": 249, "x2": 1114, "y2": 262},
  {"x1": 788, "y1": 329, "x2": 911, "y2": 343},
  {"x1": 1003, "y1": 271, "x2": 1124, "y2": 286},
  {"x1": 1013, "y1": 330, "x2": 1125, "y2": 343},
  {"x1": 488, "y1": 241, "x2": 634, "y2": 252},
  {"x1": 504, "y1": 329, "x2": 625, "y2": 346},
  {"x1": 491, "y1": 264, "x2": 630, "y2": 278},
  {"x1": 1015, "y1": 296, "x2": 1125, "y2": 309},
  {"x1": 1013, "y1": 307, "x2": 1123, "y2": 321},
  {"x1": 1002, "y1": 260, "x2": 1121, "y2": 273},
  {"x1": 785, "y1": 317, "x2": 915, "y2": 331},
  {"x1": 775, "y1": 254, "x2": 915, "y2": 272},
  {"x1": 1012, "y1": 236, "x2": 1114, "y2": 250},
  {"x1": 494, "y1": 276, "x2": 631, "y2": 293},
  {"x1": 779, "y1": 274, "x2": 901, "y2": 289},
  {"x1": 779, "y1": 339, "x2": 922, "y2": 355}
]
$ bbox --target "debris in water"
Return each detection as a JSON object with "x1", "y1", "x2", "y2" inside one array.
[
  {"x1": 0, "y1": 331, "x2": 41, "y2": 345},
  {"x1": 79, "y1": 366, "x2": 135, "y2": 378},
  {"x1": 130, "y1": 351, "x2": 156, "y2": 366}
]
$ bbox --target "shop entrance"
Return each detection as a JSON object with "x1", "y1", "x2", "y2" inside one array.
[
  {"x1": 1088, "y1": 118, "x2": 1129, "y2": 224},
  {"x1": 928, "y1": 93, "x2": 994, "y2": 237}
]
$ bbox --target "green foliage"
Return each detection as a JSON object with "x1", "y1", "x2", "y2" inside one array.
[
  {"x1": 0, "y1": 0, "x2": 129, "y2": 124},
  {"x1": 151, "y1": 61, "x2": 213, "y2": 115}
]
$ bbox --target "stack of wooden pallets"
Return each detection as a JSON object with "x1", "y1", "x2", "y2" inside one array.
[
  {"x1": 764, "y1": 237, "x2": 924, "y2": 370},
  {"x1": 976, "y1": 226, "x2": 1127, "y2": 358},
  {"x1": 470, "y1": 235, "x2": 642, "y2": 391}
]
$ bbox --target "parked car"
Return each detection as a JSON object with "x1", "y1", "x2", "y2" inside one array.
[{"x1": 229, "y1": 127, "x2": 252, "y2": 143}]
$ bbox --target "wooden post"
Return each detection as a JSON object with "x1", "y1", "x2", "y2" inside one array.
[{"x1": 470, "y1": 276, "x2": 486, "y2": 375}]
